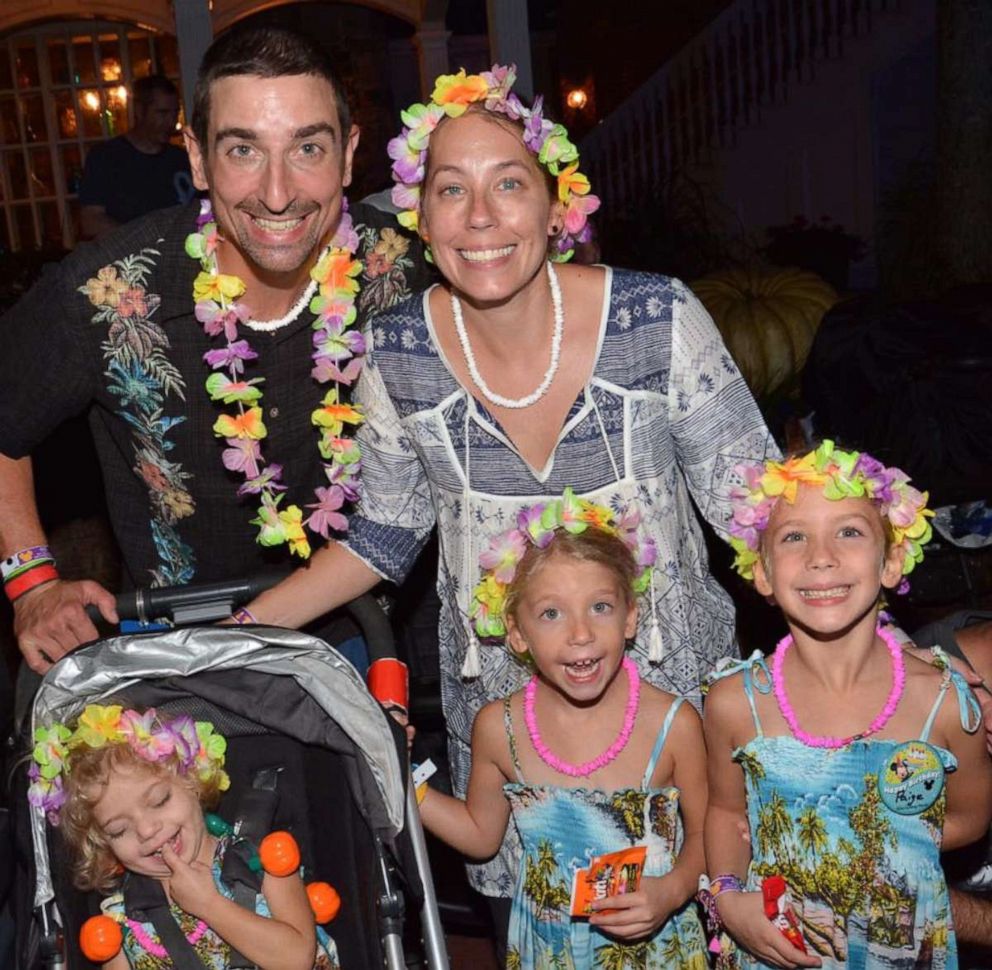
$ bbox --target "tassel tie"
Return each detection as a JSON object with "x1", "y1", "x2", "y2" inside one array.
[
  {"x1": 648, "y1": 571, "x2": 663, "y2": 664},
  {"x1": 460, "y1": 404, "x2": 481, "y2": 679}
]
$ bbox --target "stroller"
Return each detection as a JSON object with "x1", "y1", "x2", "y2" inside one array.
[{"x1": 13, "y1": 614, "x2": 449, "y2": 969}]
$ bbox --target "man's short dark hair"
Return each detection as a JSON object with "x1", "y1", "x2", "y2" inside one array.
[
  {"x1": 133, "y1": 75, "x2": 179, "y2": 109},
  {"x1": 191, "y1": 26, "x2": 351, "y2": 153}
]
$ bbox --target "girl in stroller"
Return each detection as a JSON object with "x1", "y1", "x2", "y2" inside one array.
[{"x1": 29, "y1": 702, "x2": 337, "y2": 970}]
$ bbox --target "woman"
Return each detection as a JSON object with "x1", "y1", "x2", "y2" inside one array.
[{"x1": 246, "y1": 65, "x2": 776, "y2": 915}]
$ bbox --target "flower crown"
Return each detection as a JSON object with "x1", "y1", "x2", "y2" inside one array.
[
  {"x1": 27, "y1": 705, "x2": 231, "y2": 825},
  {"x1": 471, "y1": 487, "x2": 657, "y2": 639},
  {"x1": 388, "y1": 64, "x2": 600, "y2": 262},
  {"x1": 728, "y1": 440, "x2": 934, "y2": 584}
]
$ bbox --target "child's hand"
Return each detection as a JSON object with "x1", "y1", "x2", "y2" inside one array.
[
  {"x1": 160, "y1": 843, "x2": 219, "y2": 919},
  {"x1": 717, "y1": 891, "x2": 822, "y2": 969},
  {"x1": 385, "y1": 705, "x2": 416, "y2": 751},
  {"x1": 587, "y1": 875, "x2": 676, "y2": 941}
]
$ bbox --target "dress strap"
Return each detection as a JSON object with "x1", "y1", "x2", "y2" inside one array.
[
  {"x1": 642, "y1": 697, "x2": 683, "y2": 787},
  {"x1": 702, "y1": 650, "x2": 771, "y2": 737},
  {"x1": 920, "y1": 649, "x2": 983, "y2": 741},
  {"x1": 503, "y1": 697, "x2": 526, "y2": 783}
]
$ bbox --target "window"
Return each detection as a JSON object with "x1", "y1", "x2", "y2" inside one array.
[{"x1": 0, "y1": 22, "x2": 183, "y2": 252}]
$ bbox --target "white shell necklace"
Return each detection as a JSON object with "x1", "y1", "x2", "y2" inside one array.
[
  {"x1": 450, "y1": 261, "x2": 564, "y2": 410},
  {"x1": 242, "y1": 274, "x2": 320, "y2": 333}
]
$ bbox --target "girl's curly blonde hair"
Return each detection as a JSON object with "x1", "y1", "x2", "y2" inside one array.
[{"x1": 59, "y1": 742, "x2": 226, "y2": 893}]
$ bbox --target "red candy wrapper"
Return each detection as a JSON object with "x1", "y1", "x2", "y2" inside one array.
[{"x1": 762, "y1": 876, "x2": 807, "y2": 953}]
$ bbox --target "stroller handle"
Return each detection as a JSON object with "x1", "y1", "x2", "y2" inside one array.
[
  {"x1": 85, "y1": 571, "x2": 400, "y2": 663},
  {"x1": 87, "y1": 568, "x2": 289, "y2": 628}
]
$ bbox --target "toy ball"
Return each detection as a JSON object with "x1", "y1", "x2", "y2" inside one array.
[
  {"x1": 80, "y1": 915, "x2": 123, "y2": 962},
  {"x1": 259, "y1": 830, "x2": 300, "y2": 877},
  {"x1": 307, "y1": 882, "x2": 341, "y2": 924}
]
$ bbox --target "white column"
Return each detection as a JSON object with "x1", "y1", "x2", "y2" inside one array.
[
  {"x1": 487, "y1": 0, "x2": 532, "y2": 99},
  {"x1": 172, "y1": 0, "x2": 214, "y2": 118},
  {"x1": 414, "y1": 22, "x2": 451, "y2": 99}
]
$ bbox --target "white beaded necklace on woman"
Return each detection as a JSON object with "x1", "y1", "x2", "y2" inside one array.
[{"x1": 450, "y1": 261, "x2": 564, "y2": 410}]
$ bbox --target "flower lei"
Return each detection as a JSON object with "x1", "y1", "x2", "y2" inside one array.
[
  {"x1": 728, "y1": 439, "x2": 934, "y2": 585},
  {"x1": 27, "y1": 704, "x2": 230, "y2": 825},
  {"x1": 471, "y1": 487, "x2": 657, "y2": 639},
  {"x1": 388, "y1": 64, "x2": 600, "y2": 262},
  {"x1": 186, "y1": 199, "x2": 366, "y2": 559}
]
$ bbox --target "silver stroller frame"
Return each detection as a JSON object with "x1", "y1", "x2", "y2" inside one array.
[{"x1": 26, "y1": 625, "x2": 449, "y2": 969}]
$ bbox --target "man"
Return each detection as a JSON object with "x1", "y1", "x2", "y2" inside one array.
[
  {"x1": 79, "y1": 75, "x2": 195, "y2": 238},
  {"x1": 0, "y1": 26, "x2": 432, "y2": 675}
]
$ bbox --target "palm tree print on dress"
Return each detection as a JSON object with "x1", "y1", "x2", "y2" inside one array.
[
  {"x1": 522, "y1": 839, "x2": 571, "y2": 923},
  {"x1": 502, "y1": 702, "x2": 707, "y2": 968}
]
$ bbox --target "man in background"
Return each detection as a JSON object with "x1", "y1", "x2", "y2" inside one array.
[{"x1": 79, "y1": 74, "x2": 194, "y2": 239}]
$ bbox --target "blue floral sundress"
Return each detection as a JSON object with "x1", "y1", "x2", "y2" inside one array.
[
  {"x1": 502, "y1": 696, "x2": 708, "y2": 969},
  {"x1": 712, "y1": 653, "x2": 981, "y2": 970}
]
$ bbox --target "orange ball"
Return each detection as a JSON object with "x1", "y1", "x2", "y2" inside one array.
[
  {"x1": 307, "y1": 881, "x2": 342, "y2": 923},
  {"x1": 80, "y1": 915, "x2": 123, "y2": 962},
  {"x1": 259, "y1": 830, "x2": 301, "y2": 877}
]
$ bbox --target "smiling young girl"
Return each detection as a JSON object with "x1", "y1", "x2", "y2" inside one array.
[
  {"x1": 418, "y1": 488, "x2": 709, "y2": 967},
  {"x1": 29, "y1": 703, "x2": 336, "y2": 969},
  {"x1": 703, "y1": 441, "x2": 992, "y2": 969}
]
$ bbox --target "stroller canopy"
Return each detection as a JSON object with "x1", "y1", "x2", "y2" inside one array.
[{"x1": 28, "y1": 625, "x2": 406, "y2": 909}]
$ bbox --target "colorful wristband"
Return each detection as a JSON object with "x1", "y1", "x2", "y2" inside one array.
[
  {"x1": 5, "y1": 563, "x2": 60, "y2": 603},
  {"x1": 231, "y1": 607, "x2": 257, "y2": 625},
  {"x1": 708, "y1": 873, "x2": 745, "y2": 898},
  {"x1": 2, "y1": 545, "x2": 55, "y2": 582}
]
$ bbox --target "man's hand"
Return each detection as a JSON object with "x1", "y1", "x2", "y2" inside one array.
[
  {"x1": 14, "y1": 578, "x2": 118, "y2": 674},
  {"x1": 717, "y1": 891, "x2": 822, "y2": 969},
  {"x1": 160, "y1": 843, "x2": 219, "y2": 919}
]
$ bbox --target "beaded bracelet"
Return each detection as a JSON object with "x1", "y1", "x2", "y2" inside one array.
[
  {"x1": 231, "y1": 607, "x2": 257, "y2": 625},
  {"x1": 2, "y1": 545, "x2": 55, "y2": 582},
  {"x1": 5, "y1": 562, "x2": 60, "y2": 603},
  {"x1": 708, "y1": 873, "x2": 745, "y2": 897}
]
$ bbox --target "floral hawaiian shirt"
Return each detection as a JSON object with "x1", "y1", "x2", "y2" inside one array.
[{"x1": 0, "y1": 201, "x2": 433, "y2": 588}]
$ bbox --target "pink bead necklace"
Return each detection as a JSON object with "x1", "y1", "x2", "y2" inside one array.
[
  {"x1": 524, "y1": 656, "x2": 640, "y2": 777},
  {"x1": 127, "y1": 916, "x2": 209, "y2": 958},
  {"x1": 772, "y1": 622, "x2": 906, "y2": 749}
]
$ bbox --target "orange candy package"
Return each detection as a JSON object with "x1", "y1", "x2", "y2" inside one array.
[{"x1": 570, "y1": 845, "x2": 647, "y2": 917}]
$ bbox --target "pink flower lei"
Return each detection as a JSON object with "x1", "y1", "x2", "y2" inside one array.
[
  {"x1": 388, "y1": 64, "x2": 600, "y2": 262},
  {"x1": 186, "y1": 198, "x2": 366, "y2": 559},
  {"x1": 27, "y1": 704, "x2": 230, "y2": 825}
]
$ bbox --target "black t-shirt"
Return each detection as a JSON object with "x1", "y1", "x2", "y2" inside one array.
[
  {"x1": 0, "y1": 201, "x2": 434, "y2": 589},
  {"x1": 79, "y1": 136, "x2": 194, "y2": 224}
]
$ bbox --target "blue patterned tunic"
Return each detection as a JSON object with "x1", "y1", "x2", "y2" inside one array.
[{"x1": 344, "y1": 269, "x2": 776, "y2": 894}]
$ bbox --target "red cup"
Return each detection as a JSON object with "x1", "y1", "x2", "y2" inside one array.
[{"x1": 367, "y1": 658, "x2": 409, "y2": 711}]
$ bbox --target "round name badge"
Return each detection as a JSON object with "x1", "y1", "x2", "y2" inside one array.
[{"x1": 878, "y1": 740, "x2": 946, "y2": 815}]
